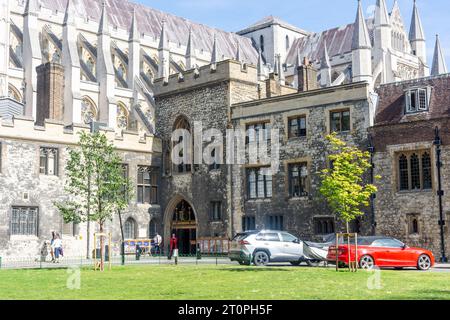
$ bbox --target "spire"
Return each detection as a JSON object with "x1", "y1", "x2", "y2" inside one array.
[
  {"x1": 186, "y1": 28, "x2": 194, "y2": 57},
  {"x1": 98, "y1": 0, "x2": 109, "y2": 35},
  {"x1": 321, "y1": 42, "x2": 331, "y2": 69},
  {"x1": 24, "y1": 0, "x2": 39, "y2": 15},
  {"x1": 129, "y1": 8, "x2": 140, "y2": 42},
  {"x1": 409, "y1": 0, "x2": 425, "y2": 42},
  {"x1": 211, "y1": 33, "x2": 218, "y2": 64},
  {"x1": 63, "y1": 0, "x2": 76, "y2": 25},
  {"x1": 158, "y1": 19, "x2": 168, "y2": 51},
  {"x1": 431, "y1": 35, "x2": 448, "y2": 76},
  {"x1": 374, "y1": 0, "x2": 390, "y2": 27},
  {"x1": 352, "y1": 0, "x2": 372, "y2": 50}
]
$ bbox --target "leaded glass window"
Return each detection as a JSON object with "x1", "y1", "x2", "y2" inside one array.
[
  {"x1": 124, "y1": 218, "x2": 136, "y2": 239},
  {"x1": 330, "y1": 110, "x2": 350, "y2": 133},
  {"x1": 11, "y1": 207, "x2": 38, "y2": 236},
  {"x1": 398, "y1": 151, "x2": 433, "y2": 191},
  {"x1": 137, "y1": 166, "x2": 159, "y2": 204},
  {"x1": 422, "y1": 153, "x2": 432, "y2": 190},
  {"x1": 289, "y1": 163, "x2": 309, "y2": 197},
  {"x1": 410, "y1": 153, "x2": 420, "y2": 190},
  {"x1": 247, "y1": 167, "x2": 272, "y2": 199},
  {"x1": 399, "y1": 154, "x2": 409, "y2": 191}
]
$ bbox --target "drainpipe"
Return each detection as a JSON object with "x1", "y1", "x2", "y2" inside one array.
[
  {"x1": 434, "y1": 127, "x2": 447, "y2": 263},
  {"x1": 368, "y1": 134, "x2": 376, "y2": 236}
]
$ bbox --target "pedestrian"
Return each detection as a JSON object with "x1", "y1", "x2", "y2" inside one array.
[
  {"x1": 168, "y1": 233, "x2": 178, "y2": 264},
  {"x1": 153, "y1": 233, "x2": 162, "y2": 255},
  {"x1": 51, "y1": 233, "x2": 63, "y2": 263},
  {"x1": 50, "y1": 231, "x2": 56, "y2": 262}
]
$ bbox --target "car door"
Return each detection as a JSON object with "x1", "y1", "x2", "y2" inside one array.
[
  {"x1": 279, "y1": 232, "x2": 303, "y2": 261},
  {"x1": 256, "y1": 232, "x2": 283, "y2": 261},
  {"x1": 371, "y1": 239, "x2": 405, "y2": 267}
]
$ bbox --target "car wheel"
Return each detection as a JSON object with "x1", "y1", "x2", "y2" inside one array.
[
  {"x1": 306, "y1": 260, "x2": 321, "y2": 267},
  {"x1": 359, "y1": 255, "x2": 375, "y2": 270},
  {"x1": 417, "y1": 254, "x2": 432, "y2": 271},
  {"x1": 290, "y1": 261, "x2": 301, "y2": 266},
  {"x1": 253, "y1": 251, "x2": 270, "y2": 267}
]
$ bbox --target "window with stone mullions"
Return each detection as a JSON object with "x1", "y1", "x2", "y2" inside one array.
[
  {"x1": 289, "y1": 163, "x2": 308, "y2": 197},
  {"x1": 247, "y1": 167, "x2": 272, "y2": 199},
  {"x1": 330, "y1": 110, "x2": 350, "y2": 133},
  {"x1": 11, "y1": 207, "x2": 38, "y2": 236},
  {"x1": 398, "y1": 151, "x2": 432, "y2": 191},
  {"x1": 39, "y1": 147, "x2": 58, "y2": 176},
  {"x1": 288, "y1": 116, "x2": 306, "y2": 138},
  {"x1": 137, "y1": 166, "x2": 158, "y2": 204},
  {"x1": 247, "y1": 122, "x2": 271, "y2": 144}
]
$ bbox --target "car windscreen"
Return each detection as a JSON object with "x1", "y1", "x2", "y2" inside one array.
[{"x1": 232, "y1": 233, "x2": 253, "y2": 241}]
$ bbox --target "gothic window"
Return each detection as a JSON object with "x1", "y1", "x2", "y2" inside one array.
[
  {"x1": 137, "y1": 166, "x2": 159, "y2": 204},
  {"x1": 124, "y1": 218, "x2": 136, "y2": 239},
  {"x1": 397, "y1": 151, "x2": 432, "y2": 192},
  {"x1": 260, "y1": 35, "x2": 265, "y2": 53},
  {"x1": 39, "y1": 147, "x2": 58, "y2": 176},
  {"x1": 242, "y1": 216, "x2": 256, "y2": 231},
  {"x1": 173, "y1": 116, "x2": 192, "y2": 174},
  {"x1": 247, "y1": 167, "x2": 272, "y2": 199},
  {"x1": 406, "y1": 88, "x2": 428, "y2": 113},
  {"x1": 330, "y1": 109, "x2": 350, "y2": 133},
  {"x1": 288, "y1": 116, "x2": 307, "y2": 138},
  {"x1": 116, "y1": 103, "x2": 129, "y2": 130},
  {"x1": 7, "y1": 84, "x2": 22, "y2": 102},
  {"x1": 288, "y1": 163, "x2": 309, "y2": 198},
  {"x1": 314, "y1": 217, "x2": 335, "y2": 235},
  {"x1": 407, "y1": 214, "x2": 420, "y2": 235},
  {"x1": 81, "y1": 97, "x2": 98, "y2": 124},
  {"x1": 11, "y1": 207, "x2": 39, "y2": 236}
]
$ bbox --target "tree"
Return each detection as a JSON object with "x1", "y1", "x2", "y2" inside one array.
[
  {"x1": 55, "y1": 131, "x2": 132, "y2": 271},
  {"x1": 319, "y1": 134, "x2": 378, "y2": 234}
]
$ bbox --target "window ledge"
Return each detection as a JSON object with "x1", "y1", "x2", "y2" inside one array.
[
  {"x1": 246, "y1": 198, "x2": 272, "y2": 203},
  {"x1": 288, "y1": 196, "x2": 310, "y2": 202}
]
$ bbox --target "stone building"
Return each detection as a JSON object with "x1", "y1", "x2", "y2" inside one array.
[{"x1": 370, "y1": 74, "x2": 450, "y2": 260}]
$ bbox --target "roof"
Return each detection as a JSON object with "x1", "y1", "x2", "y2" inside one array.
[
  {"x1": 374, "y1": 75, "x2": 450, "y2": 126},
  {"x1": 38, "y1": 0, "x2": 258, "y2": 63},
  {"x1": 285, "y1": 19, "x2": 374, "y2": 66},
  {"x1": 237, "y1": 15, "x2": 310, "y2": 36}
]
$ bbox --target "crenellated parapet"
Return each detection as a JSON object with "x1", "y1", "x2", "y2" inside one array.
[
  {"x1": 153, "y1": 59, "x2": 258, "y2": 97},
  {"x1": 0, "y1": 115, "x2": 162, "y2": 154}
]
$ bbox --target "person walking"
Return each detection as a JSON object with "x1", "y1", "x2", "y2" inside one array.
[
  {"x1": 50, "y1": 232, "x2": 56, "y2": 262},
  {"x1": 153, "y1": 233, "x2": 162, "y2": 256},
  {"x1": 51, "y1": 233, "x2": 63, "y2": 263},
  {"x1": 168, "y1": 233, "x2": 178, "y2": 264}
]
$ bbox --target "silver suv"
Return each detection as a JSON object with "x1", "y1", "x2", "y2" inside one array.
[{"x1": 229, "y1": 230, "x2": 321, "y2": 267}]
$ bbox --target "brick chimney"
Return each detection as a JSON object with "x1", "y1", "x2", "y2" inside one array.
[
  {"x1": 36, "y1": 62, "x2": 65, "y2": 125},
  {"x1": 297, "y1": 58, "x2": 318, "y2": 92}
]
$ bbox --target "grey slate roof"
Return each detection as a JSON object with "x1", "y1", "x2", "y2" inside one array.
[
  {"x1": 39, "y1": 0, "x2": 258, "y2": 63},
  {"x1": 238, "y1": 16, "x2": 310, "y2": 36}
]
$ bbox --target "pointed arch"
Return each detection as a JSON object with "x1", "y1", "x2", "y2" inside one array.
[
  {"x1": 81, "y1": 96, "x2": 98, "y2": 124},
  {"x1": 8, "y1": 84, "x2": 22, "y2": 103},
  {"x1": 116, "y1": 101, "x2": 129, "y2": 130}
]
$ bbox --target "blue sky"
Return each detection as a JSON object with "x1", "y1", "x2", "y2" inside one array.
[{"x1": 136, "y1": 0, "x2": 448, "y2": 67}]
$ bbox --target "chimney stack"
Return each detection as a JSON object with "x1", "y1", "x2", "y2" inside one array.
[
  {"x1": 36, "y1": 62, "x2": 65, "y2": 125},
  {"x1": 297, "y1": 57, "x2": 318, "y2": 92}
]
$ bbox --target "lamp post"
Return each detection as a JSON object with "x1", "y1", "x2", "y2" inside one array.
[
  {"x1": 434, "y1": 127, "x2": 448, "y2": 263},
  {"x1": 368, "y1": 134, "x2": 376, "y2": 236}
]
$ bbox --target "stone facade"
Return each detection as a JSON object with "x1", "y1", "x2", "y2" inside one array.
[{"x1": 0, "y1": 117, "x2": 161, "y2": 258}]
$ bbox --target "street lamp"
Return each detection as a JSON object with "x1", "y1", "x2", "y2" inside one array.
[
  {"x1": 433, "y1": 127, "x2": 448, "y2": 263},
  {"x1": 368, "y1": 134, "x2": 376, "y2": 236}
]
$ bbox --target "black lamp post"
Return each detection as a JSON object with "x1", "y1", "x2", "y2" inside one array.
[
  {"x1": 434, "y1": 127, "x2": 448, "y2": 263},
  {"x1": 368, "y1": 134, "x2": 376, "y2": 236}
]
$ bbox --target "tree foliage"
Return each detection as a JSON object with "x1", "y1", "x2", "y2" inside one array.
[
  {"x1": 319, "y1": 134, "x2": 378, "y2": 233},
  {"x1": 55, "y1": 131, "x2": 132, "y2": 270}
]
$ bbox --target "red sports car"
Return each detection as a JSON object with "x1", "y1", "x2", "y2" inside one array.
[{"x1": 327, "y1": 236, "x2": 435, "y2": 271}]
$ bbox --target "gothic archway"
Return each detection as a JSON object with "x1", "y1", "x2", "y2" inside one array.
[{"x1": 163, "y1": 196, "x2": 197, "y2": 255}]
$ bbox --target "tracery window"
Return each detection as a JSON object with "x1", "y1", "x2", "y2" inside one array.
[
  {"x1": 116, "y1": 103, "x2": 129, "y2": 130},
  {"x1": 81, "y1": 97, "x2": 98, "y2": 124}
]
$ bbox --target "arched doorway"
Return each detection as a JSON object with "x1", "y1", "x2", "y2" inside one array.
[{"x1": 168, "y1": 199, "x2": 197, "y2": 255}]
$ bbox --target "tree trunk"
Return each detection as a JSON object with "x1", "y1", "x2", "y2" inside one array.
[{"x1": 100, "y1": 222, "x2": 104, "y2": 272}]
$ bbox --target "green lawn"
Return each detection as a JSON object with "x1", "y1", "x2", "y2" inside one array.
[{"x1": 0, "y1": 265, "x2": 449, "y2": 300}]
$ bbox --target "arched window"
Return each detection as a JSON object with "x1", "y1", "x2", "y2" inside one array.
[
  {"x1": 286, "y1": 35, "x2": 290, "y2": 50},
  {"x1": 172, "y1": 116, "x2": 192, "y2": 173},
  {"x1": 260, "y1": 35, "x2": 265, "y2": 53},
  {"x1": 149, "y1": 220, "x2": 158, "y2": 238},
  {"x1": 124, "y1": 218, "x2": 136, "y2": 239},
  {"x1": 116, "y1": 102, "x2": 129, "y2": 130},
  {"x1": 412, "y1": 218, "x2": 419, "y2": 234},
  {"x1": 8, "y1": 84, "x2": 22, "y2": 102},
  {"x1": 81, "y1": 97, "x2": 98, "y2": 124}
]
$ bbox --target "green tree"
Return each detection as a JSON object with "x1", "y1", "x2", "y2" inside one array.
[
  {"x1": 55, "y1": 131, "x2": 132, "y2": 271},
  {"x1": 319, "y1": 134, "x2": 378, "y2": 234}
]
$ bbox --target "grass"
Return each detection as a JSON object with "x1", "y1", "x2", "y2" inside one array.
[{"x1": 0, "y1": 265, "x2": 449, "y2": 300}]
